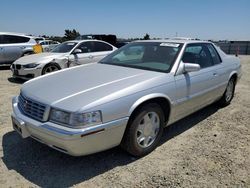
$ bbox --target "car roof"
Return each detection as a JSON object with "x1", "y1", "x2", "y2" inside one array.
[
  {"x1": 0, "y1": 32, "x2": 30, "y2": 37},
  {"x1": 65, "y1": 39, "x2": 114, "y2": 44},
  {"x1": 67, "y1": 39, "x2": 98, "y2": 42},
  {"x1": 134, "y1": 39, "x2": 211, "y2": 45},
  {"x1": 0, "y1": 32, "x2": 42, "y2": 40},
  {"x1": 40, "y1": 40, "x2": 52, "y2": 42}
]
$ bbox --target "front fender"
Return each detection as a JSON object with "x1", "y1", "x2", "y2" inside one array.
[{"x1": 52, "y1": 57, "x2": 69, "y2": 69}]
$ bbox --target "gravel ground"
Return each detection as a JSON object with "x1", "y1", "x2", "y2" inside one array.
[{"x1": 0, "y1": 56, "x2": 249, "y2": 188}]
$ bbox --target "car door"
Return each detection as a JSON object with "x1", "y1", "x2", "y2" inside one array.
[
  {"x1": 90, "y1": 41, "x2": 114, "y2": 62},
  {"x1": 68, "y1": 41, "x2": 95, "y2": 66},
  {"x1": 206, "y1": 43, "x2": 228, "y2": 96},
  {"x1": 173, "y1": 43, "x2": 220, "y2": 120}
]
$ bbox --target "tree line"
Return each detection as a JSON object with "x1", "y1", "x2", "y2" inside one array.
[{"x1": 39, "y1": 29, "x2": 152, "y2": 42}]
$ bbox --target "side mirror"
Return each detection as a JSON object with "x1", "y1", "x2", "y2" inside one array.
[
  {"x1": 72, "y1": 49, "x2": 82, "y2": 54},
  {"x1": 183, "y1": 63, "x2": 200, "y2": 73}
]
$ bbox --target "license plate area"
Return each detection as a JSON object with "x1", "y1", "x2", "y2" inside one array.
[
  {"x1": 14, "y1": 70, "x2": 19, "y2": 75},
  {"x1": 11, "y1": 116, "x2": 30, "y2": 138},
  {"x1": 13, "y1": 122, "x2": 22, "y2": 134}
]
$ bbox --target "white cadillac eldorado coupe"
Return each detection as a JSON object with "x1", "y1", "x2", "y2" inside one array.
[{"x1": 11, "y1": 39, "x2": 242, "y2": 157}]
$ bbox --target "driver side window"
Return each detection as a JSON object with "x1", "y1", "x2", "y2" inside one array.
[{"x1": 182, "y1": 44, "x2": 213, "y2": 68}]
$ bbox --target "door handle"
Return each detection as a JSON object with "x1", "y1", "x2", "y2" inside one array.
[
  {"x1": 213, "y1": 72, "x2": 218, "y2": 76},
  {"x1": 88, "y1": 55, "x2": 94, "y2": 59}
]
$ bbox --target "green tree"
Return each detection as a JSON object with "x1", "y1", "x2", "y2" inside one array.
[
  {"x1": 64, "y1": 29, "x2": 80, "y2": 40},
  {"x1": 143, "y1": 33, "x2": 150, "y2": 40}
]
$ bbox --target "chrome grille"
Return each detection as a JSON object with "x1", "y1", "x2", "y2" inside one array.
[{"x1": 18, "y1": 94, "x2": 47, "y2": 122}]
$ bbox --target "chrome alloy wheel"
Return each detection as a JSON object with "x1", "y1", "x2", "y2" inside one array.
[
  {"x1": 43, "y1": 65, "x2": 59, "y2": 74},
  {"x1": 136, "y1": 112, "x2": 160, "y2": 148},
  {"x1": 225, "y1": 79, "x2": 234, "y2": 102}
]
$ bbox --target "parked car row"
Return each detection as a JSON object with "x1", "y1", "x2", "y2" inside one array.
[
  {"x1": 10, "y1": 38, "x2": 242, "y2": 157},
  {"x1": 0, "y1": 32, "x2": 37, "y2": 64},
  {"x1": 1, "y1": 32, "x2": 129, "y2": 80},
  {"x1": 0, "y1": 32, "x2": 62, "y2": 65},
  {"x1": 11, "y1": 40, "x2": 117, "y2": 79}
]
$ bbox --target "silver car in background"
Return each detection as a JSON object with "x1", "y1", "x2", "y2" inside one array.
[
  {"x1": 0, "y1": 32, "x2": 37, "y2": 64},
  {"x1": 11, "y1": 40, "x2": 117, "y2": 80},
  {"x1": 11, "y1": 39, "x2": 241, "y2": 157}
]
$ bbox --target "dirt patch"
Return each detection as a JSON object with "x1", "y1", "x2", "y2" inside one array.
[{"x1": 0, "y1": 57, "x2": 249, "y2": 187}]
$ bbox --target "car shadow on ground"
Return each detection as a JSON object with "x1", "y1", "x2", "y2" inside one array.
[
  {"x1": 0, "y1": 65, "x2": 25, "y2": 84},
  {"x1": 7, "y1": 77, "x2": 26, "y2": 84},
  {"x1": 0, "y1": 65, "x2": 10, "y2": 70},
  {"x1": 159, "y1": 103, "x2": 220, "y2": 146},
  {"x1": 1, "y1": 103, "x2": 220, "y2": 187}
]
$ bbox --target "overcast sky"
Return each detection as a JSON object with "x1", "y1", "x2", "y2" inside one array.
[{"x1": 1, "y1": 0, "x2": 250, "y2": 40}]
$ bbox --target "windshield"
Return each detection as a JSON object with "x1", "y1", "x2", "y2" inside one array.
[
  {"x1": 51, "y1": 42, "x2": 77, "y2": 53},
  {"x1": 100, "y1": 42, "x2": 183, "y2": 73}
]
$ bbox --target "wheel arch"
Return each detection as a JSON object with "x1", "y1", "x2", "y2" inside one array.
[
  {"x1": 228, "y1": 71, "x2": 238, "y2": 83},
  {"x1": 128, "y1": 93, "x2": 172, "y2": 125}
]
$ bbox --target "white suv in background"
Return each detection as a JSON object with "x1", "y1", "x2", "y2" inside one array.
[
  {"x1": 11, "y1": 40, "x2": 117, "y2": 79},
  {"x1": 39, "y1": 40, "x2": 60, "y2": 52},
  {"x1": 0, "y1": 32, "x2": 37, "y2": 64}
]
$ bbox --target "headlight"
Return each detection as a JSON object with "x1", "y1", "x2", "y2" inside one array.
[
  {"x1": 71, "y1": 111, "x2": 102, "y2": 127},
  {"x1": 49, "y1": 109, "x2": 102, "y2": 128},
  {"x1": 23, "y1": 63, "x2": 39, "y2": 68},
  {"x1": 50, "y1": 108, "x2": 70, "y2": 125}
]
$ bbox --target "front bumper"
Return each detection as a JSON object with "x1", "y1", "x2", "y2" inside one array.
[
  {"x1": 11, "y1": 96, "x2": 128, "y2": 156},
  {"x1": 11, "y1": 64, "x2": 42, "y2": 80}
]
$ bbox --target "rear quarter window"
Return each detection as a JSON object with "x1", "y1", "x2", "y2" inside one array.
[
  {"x1": 93, "y1": 42, "x2": 113, "y2": 52},
  {"x1": 1, "y1": 35, "x2": 30, "y2": 44}
]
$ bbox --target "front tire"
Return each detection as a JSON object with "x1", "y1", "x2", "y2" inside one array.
[
  {"x1": 219, "y1": 77, "x2": 236, "y2": 106},
  {"x1": 42, "y1": 63, "x2": 61, "y2": 75},
  {"x1": 121, "y1": 103, "x2": 165, "y2": 157}
]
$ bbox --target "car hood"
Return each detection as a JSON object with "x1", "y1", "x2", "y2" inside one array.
[
  {"x1": 14, "y1": 52, "x2": 68, "y2": 65},
  {"x1": 21, "y1": 63, "x2": 170, "y2": 112}
]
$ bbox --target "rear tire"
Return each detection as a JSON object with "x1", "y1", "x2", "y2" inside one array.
[
  {"x1": 121, "y1": 103, "x2": 165, "y2": 157},
  {"x1": 219, "y1": 77, "x2": 236, "y2": 106},
  {"x1": 42, "y1": 63, "x2": 61, "y2": 75}
]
